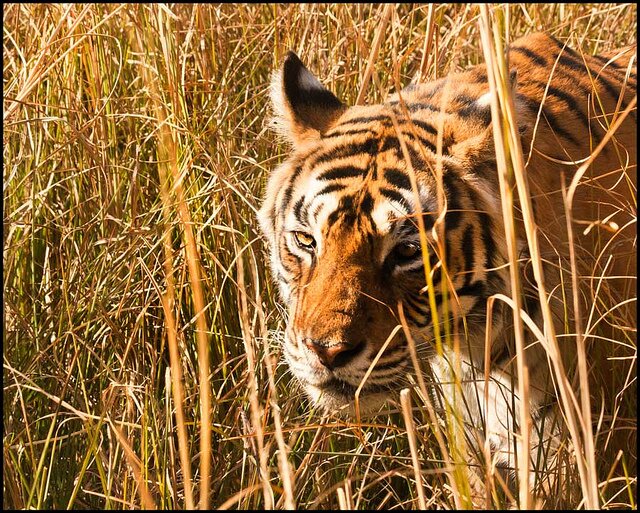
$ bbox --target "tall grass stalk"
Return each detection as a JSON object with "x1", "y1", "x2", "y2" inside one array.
[
  {"x1": 479, "y1": 6, "x2": 534, "y2": 507},
  {"x1": 151, "y1": 6, "x2": 213, "y2": 507}
]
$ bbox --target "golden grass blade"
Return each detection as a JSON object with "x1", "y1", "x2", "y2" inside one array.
[
  {"x1": 354, "y1": 324, "x2": 403, "y2": 424},
  {"x1": 478, "y1": 5, "x2": 531, "y2": 507},
  {"x1": 109, "y1": 421, "x2": 157, "y2": 510},
  {"x1": 151, "y1": 5, "x2": 213, "y2": 504},
  {"x1": 417, "y1": 4, "x2": 436, "y2": 82},
  {"x1": 134, "y1": 38, "x2": 196, "y2": 511},
  {"x1": 400, "y1": 389, "x2": 428, "y2": 509},
  {"x1": 255, "y1": 273, "x2": 296, "y2": 509},
  {"x1": 397, "y1": 303, "x2": 463, "y2": 509},
  {"x1": 236, "y1": 247, "x2": 274, "y2": 509},
  {"x1": 336, "y1": 486, "x2": 349, "y2": 509},
  {"x1": 355, "y1": 4, "x2": 394, "y2": 106}
]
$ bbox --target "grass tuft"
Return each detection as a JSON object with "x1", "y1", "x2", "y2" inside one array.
[{"x1": 3, "y1": 4, "x2": 636, "y2": 509}]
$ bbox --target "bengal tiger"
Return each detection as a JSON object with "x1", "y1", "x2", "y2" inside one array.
[{"x1": 258, "y1": 32, "x2": 636, "y2": 502}]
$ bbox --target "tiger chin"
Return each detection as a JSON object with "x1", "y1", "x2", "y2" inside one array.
[{"x1": 258, "y1": 32, "x2": 636, "y2": 502}]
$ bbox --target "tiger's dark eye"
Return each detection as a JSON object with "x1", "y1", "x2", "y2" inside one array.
[
  {"x1": 394, "y1": 242, "x2": 420, "y2": 260},
  {"x1": 293, "y1": 231, "x2": 316, "y2": 249}
]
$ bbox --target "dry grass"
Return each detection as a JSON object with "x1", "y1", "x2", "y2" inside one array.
[{"x1": 3, "y1": 3, "x2": 636, "y2": 509}]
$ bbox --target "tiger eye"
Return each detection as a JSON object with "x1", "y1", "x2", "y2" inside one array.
[
  {"x1": 294, "y1": 231, "x2": 316, "y2": 249},
  {"x1": 395, "y1": 242, "x2": 420, "y2": 260}
]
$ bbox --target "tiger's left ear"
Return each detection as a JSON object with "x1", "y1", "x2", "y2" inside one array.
[{"x1": 270, "y1": 52, "x2": 346, "y2": 145}]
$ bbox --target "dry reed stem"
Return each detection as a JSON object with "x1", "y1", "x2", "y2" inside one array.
[
  {"x1": 152, "y1": 5, "x2": 213, "y2": 506},
  {"x1": 236, "y1": 249, "x2": 274, "y2": 509},
  {"x1": 109, "y1": 421, "x2": 157, "y2": 510},
  {"x1": 138, "y1": 45, "x2": 195, "y2": 513},
  {"x1": 400, "y1": 389, "x2": 428, "y2": 509},
  {"x1": 478, "y1": 6, "x2": 532, "y2": 507},
  {"x1": 355, "y1": 4, "x2": 394, "y2": 106},
  {"x1": 417, "y1": 5, "x2": 436, "y2": 82},
  {"x1": 397, "y1": 303, "x2": 463, "y2": 508},
  {"x1": 336, "y1": 487, "x2": 349, "y2": 509},
  {"x1": 157, "y1": 214, "x2": 195, "y2": 510},
  {"x1": 254, "y1": 256, "x2": 296, "y2": 509},
  {"x1": 561, "y1": 173, "x2": 598, "y2": 508},
  {"x1": 354, "y1": 324, "x2": 403, "y2": 424}
]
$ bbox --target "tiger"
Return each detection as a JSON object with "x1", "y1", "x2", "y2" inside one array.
[{"x1": 258, "y1": 32, "x2": 636, "y2": 502}]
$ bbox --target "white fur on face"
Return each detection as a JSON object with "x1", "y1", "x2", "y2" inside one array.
[{"x1": 475, "y1": 91, "x2": 493, "y2": 108}]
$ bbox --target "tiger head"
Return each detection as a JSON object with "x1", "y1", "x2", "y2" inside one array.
[{"x1": 258, "y1": 52, "x2": 510, "y2": 415}]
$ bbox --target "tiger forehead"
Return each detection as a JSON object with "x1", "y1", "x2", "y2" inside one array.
[
  {"x1": 295, "y1": 84, "x2": 494, "y2": 174},
  {"x1": 286, "y1": 153, "x2": 431, "y2": 241}
]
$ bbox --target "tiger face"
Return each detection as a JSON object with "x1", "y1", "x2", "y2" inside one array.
[
  {"x1": 258, "y1": 53, "x2": 510, "y2": 414},
  {"x1": 258, "y1": 34, "x2": 636, "y2": 417}
]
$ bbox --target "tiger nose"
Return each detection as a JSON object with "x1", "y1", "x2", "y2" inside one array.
[{"x1": 303, "y1": 339, "x2": 364, "y2": 369}]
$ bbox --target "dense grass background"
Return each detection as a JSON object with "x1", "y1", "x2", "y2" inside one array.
[{"x1": 3, "y1": 3, "x2": 636, "y2": 509}]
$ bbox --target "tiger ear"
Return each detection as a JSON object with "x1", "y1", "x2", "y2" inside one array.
[{"x1": 270, "y1": 52, "x2": 346, "y2": 145}]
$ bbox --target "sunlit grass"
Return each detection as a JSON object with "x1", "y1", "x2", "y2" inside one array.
[{"x1": 3, "y1": 3, "x2": 636, "y2": 509}]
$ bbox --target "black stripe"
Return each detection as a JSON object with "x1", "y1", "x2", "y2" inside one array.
[
  {"x1": 552, "y1": 49, "x2": 631, "y2": 114},
  {"x1": 380, "y1": 135, "x2": 401, "y2": 153},
  {"x1": 308, "y1": 139, "x2": 378, "y2": 169},
  {"x1": 381, "y1": 135, "x2": 435, "y2": 164},
  {"x1": 516, "y1": 94, "x2": 580, "y2": 146},
  {"x1": 280, "y1": 164, "x2": 304, "y2": 214},
  {"x1": 411, "y1": 292, "x2": 442, "y2": 327},
  {"x1": 479, "y1": 212, "x2": 496, "y2": 272},
  {"x1": 293, "y1": 197, "x2": 307, "y2": 224},
  {"x1": 326, "y1": 194, "x2": 358, "y2": 227},
  {"x1": 384, "y1": 168, "x2": 412, "y2": 192},
  {"x1": 404, "y1": 131, "x2": 439, "y2": 154},
  {"x1": 469, "y1": 67, "x2": 488, "y2": 83},
  {"x1": 279, "y1": 257, "x2": 298, "y2": 275},
  {"x1": 461, "y1": 225, "x2": 475, "y2": 286},
  {"x1": 323, "y1": 128, "x2": 376, "y2": 138},
  {"x1": 380, "y1": 187, "x2": 412, "y2": 213},
  {"x1": 456, "y1": 280, "x2": 486, "y2": 298},
  {"x1": 442, "y1": 172, "x2": 463, "y2": 231},
  {"x1": 405, "y1": 101, "x2": 441, "y2": 113},
  {"x1": 511, "y1": 46, "x2": 547, "y2": 66},
  {"x1": 317, "y1": 165, "x2": 366, "y2": 181},
  {"x1": 316, "y1": 183, "x2": 346, "y2": 197},
  {"x1": 595, "y1": 71, "x2": 629, "y2": 108},
  {"x1": 396, "y1": 210, "x2": 436, "y2": 236},
  {"x1": 545, "y1": 55, "x2": 619, "y2": 127},
  {"x1": 457, "y1": 96, "x2": 492, "y2": 125},
  {"x1": 403, "y1": 118, "x2": 437, "y2": 135},
  {"x1": 533, "y1": 80, "x2": 591, "y2": 132},
  {"x1": 592, "y1": 53, "x2": 637, "y2": 83},
  {"x1": 421, "y1": 209, "x2": 436, "y2": 231},
  {"x1": 359, "y1": 191, "x2": 375, "y2": 216},
  {"x1": 311, "y1": 202, "x2": 324, "y2": 223},
  {"x1": 557, "y1": 53, "x2": 587, "y2": 74},
  {"x1": 340, "y1": 114, "x2": 390, "y2": 125},
  {"x1": 404, "y1": 293, "x2": 430, "y2": 317},
  {"x1": 372, "y1": 352, "x2": 410, "y2": 371},
  {"x1": 406, "y1": 143, "x2": 430, "y2": 169}
]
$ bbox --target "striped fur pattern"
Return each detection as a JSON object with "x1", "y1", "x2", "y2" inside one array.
[{"x1": 258, "y1": 33, "x2": 636, "y2": 479}]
